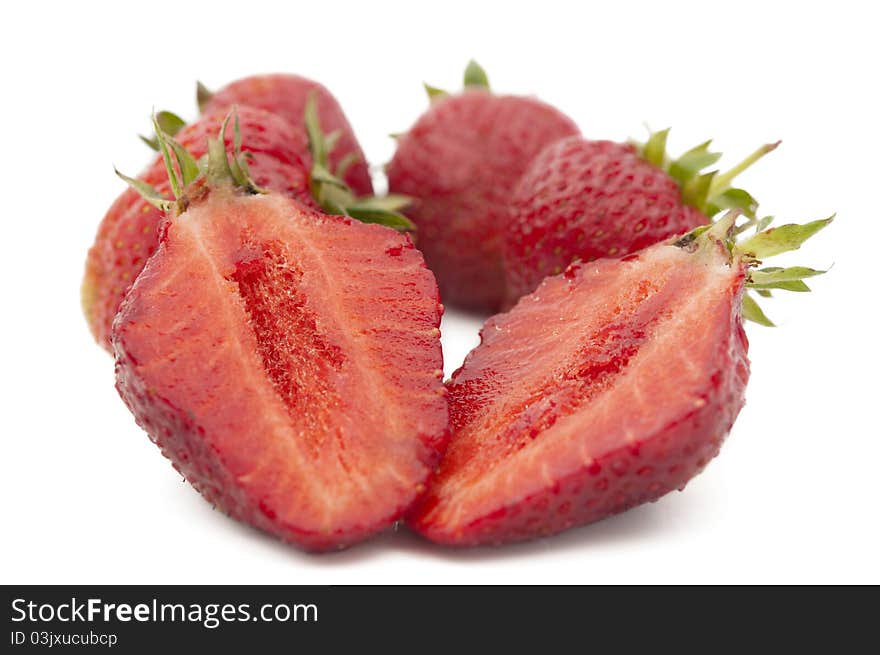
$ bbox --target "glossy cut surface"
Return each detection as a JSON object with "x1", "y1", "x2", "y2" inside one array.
[
  {"x1": 411, "y1": 241, "x2": 749, "y2": 546},
  {"x1": 113, "y1": 190, "x2": 448, "y2": 551}
]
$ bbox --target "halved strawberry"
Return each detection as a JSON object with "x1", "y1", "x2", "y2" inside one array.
[
  {"x1": 113, "y1": 115, "x2": 447, "y2": 551},
  {"x1": 409, "y1": 213, "x2": 830, "y2": 546},
  {"x1": 501, "y1": 130, "x2": 778, "y2": 307},
  {"x1": 199, "y1": 73, "x2": 374, "y2": 196},
  {"x1": 387, "y1": 61, "x2": 580, "y2": 312}
]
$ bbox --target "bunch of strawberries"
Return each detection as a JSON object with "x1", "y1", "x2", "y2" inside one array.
[{"x1": 83, "y1": 62, "x2": 830, "y2": 550}]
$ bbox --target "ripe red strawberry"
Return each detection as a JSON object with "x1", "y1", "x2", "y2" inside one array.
[
  {"x1": 83, "y1": 106, "x2": 314, "y2": 350},
  {"x1": 113, "y1": 118, "x2": 448, "y2": 551},
  {"x1": 501, "y1": 130, "x2": 779, "y2": 307},
  {"x1": 199, "y1": 73, "x2": 373, "y2": 196},
  {"x1": 387, "y1": 61, "x2": 580, "y2": 312},
  {"x1": 409, "y1": 213, "x2": 830, "y2": 546}
]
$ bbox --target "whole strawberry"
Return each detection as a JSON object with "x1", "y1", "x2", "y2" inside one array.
[
  {"x1": 387, "y1": 61, "x2": 580, "y2": 312},
  {"x1": 501, "y1": 130, "x2": 779, "y2": 307},
  {"x1": 199, "y1": 73, "x2": 373, "y2": 196},
  {"x1": 410, "y1": 213, "x2": 830, "y2": 546},
  {"x1": 114, "y1": 114, "x2": 448, "y2": 551}
]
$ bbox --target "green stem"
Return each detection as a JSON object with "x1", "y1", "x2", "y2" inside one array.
[{"x1": 709, "y1": 141, "x2": 780, "y2": 195}]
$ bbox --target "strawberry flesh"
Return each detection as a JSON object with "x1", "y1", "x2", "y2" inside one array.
[
  {"x1": 410, "y1": 240, "x2": 749, "y2": 546},
  {"x1": 113, "y1": 189, "x2": 448, "y2": 551}
]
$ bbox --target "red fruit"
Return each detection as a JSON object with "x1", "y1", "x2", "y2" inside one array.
[
  {"x1": 200, "y1": 74, "x2": 373, "y2": 196},
  {"x1": 387, "y1": 63, "x2": 579, "y2": 312},
  {"x1": 83, "y1": 106, "x2": 313, "y2": 350},
  {"x1": 410, "y1": 214, "x2": 830, "y2": 546},
  {"x1": 502, "y1": 131, "x2": 779, "y2": 307},
  {"x1": 113, "y1": 135, "x2": 448, "y2": 551}
]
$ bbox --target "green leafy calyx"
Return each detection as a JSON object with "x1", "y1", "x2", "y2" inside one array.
[
  {"x1": 463, "y1": 60, "x2": 490, "y2": 89},
  {"x1": 422, "y1": 59, "x2": 490, "y2": 102},
  {"x1": 678, "y1": 211, "x2": 833, "y2": 326},
  {"x1": 116, "y1": 108, "x2": 262, "y2": 213},
  {"x1": 637, "y1": 129, "x2": 779, "y2": 220},
  {"x1": 304, "y1": 93, "x2": 414, "y2": 232}
]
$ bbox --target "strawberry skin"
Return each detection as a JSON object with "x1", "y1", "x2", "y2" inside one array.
[
  {"x1": 409, "y1": 239, "x2": 749, "y2": 546},
  {"x1": 387, "y1": 90, "x2": 579, "y2": 312},
  {"x1": 202, "y1": 74, "x2": 373, "y2": 196},
  {"x1": 114, "y1": 188, "x2": 448, "y2": 551},
  {"x1": 83, "y1": 107, "x2": 313, "y2": 350},
  {"x1": 501, "y1": 136, "x2": 707, "y2": 307}
]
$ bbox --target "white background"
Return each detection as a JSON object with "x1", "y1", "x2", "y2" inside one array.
[{"x1": 2, "y1": 0, "x2": 877, "y2": 584}]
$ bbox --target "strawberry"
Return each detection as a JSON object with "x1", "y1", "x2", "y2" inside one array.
[
  {"x1": 199, "y1": 73, "x2": 374, "y2": 196},
  {"x1": 113, "y1": 115, "x2": 448, "y2": 551},
  {"x1": 387, "y1": 61, "x2": 580, "y2": 312},
  {"x1": 85, "y1": 100, "x2": 411, "y2": 352},
  {"x1": 409, "y1": 213, "x2": 830, "y2": 546},
  {"x1": 501, "y1": 130, "x2": 779, "y2": 307}
]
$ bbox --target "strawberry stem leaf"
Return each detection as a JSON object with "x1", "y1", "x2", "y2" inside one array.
[
  {"x1": 706, "y1": 188, "x2": 759, "y2": 219},
  {"x1": 304, "y1": 93, "x2": 328, "y2": 170},
  {"x1": 324, "y1": 129, "x2": 342, "y2": 156},
  {"x1": 225, "y1": 110, "x2": 260, "y2": 191},
  {"x1": 166, "y1": 137, "x2": 200, "y2": 188},
  {"x1": 304, "y1": 93, "x2": 414, "y2": 232},
  {"x1": 737, "y1": 216, "x2": 833, "y2": 259},
  {"x1": 424, "y1": 83, "x2": 448, "y2": 101},
  {"x1": 119, "y1": 107, "x2": 265, "y2": 213},
  {"x1": 668, "y1": 141, "x2": 722, "y2": 186},
  {"x1": 742, "y1": 292, "x2": 775, "y2": 327},
  {"x1": 642, "y1": 128, "x2": 670, "y2": 168},
  {"x1": 681, "y1": 171, "x2": 717, "y2": 213},
  {"x1": 346, "y1": 204, "x2": 416, "y2": 231},
  {"x1": 206, "y1": 135, "x2": 233, "y2": 188},
  {"x1": 710, "y1": 141, "x2": 780, "y2": 196},
  {"x1": 334, "y1": 152, "x2": 360, "y2": 180},
  {"x1": 114, "y1": 167, "x2": 174, "y2": 212},
  {"x1": 151, "y1": 113, "x2": 185, "y2": 200},
  {"x1": 463, "y1": 60, "x2": 490, "y2": 89},
  {"x1": 196, "y1": 81, "x2": 213, "y2": 113},
  {"x1": 636, "y1": 129, "x2": 779, "y2": 220},
  {"x1": 748, "y1": 266, "x2": 825, "y2": 286},
  {"x1": 139, "y1": 111, "x2": 186, "y2": 151}
]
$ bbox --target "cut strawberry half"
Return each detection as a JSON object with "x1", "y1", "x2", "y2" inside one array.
[
  {"x1": 113, "y1": 114, "x2": 448, "y2": 551},
  {"x1": 409, "y1": 213, "x2": 830, "y2": 546}
]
